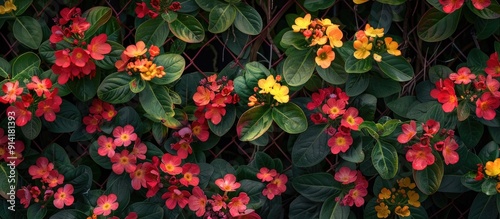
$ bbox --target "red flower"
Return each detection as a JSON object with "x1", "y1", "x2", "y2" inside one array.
[
  {"x1": 94, "y1": 194, "x2": 119, "y2": 216},
  {"x1": 160, "y1": 153, "x2": 183, "y2": 175},
  {"x1": 28, "y1": 157, "x2": 54, "y2": 180},
  {"x1": 101, "y1": 102, "x2": 117, "y2": 121},
  {"x1": 310, "y1": 112, "x2": 327, "y2": 124},
  {"x1": 179, "y1": 163, "x2": 200, "y2": 187},
  {"x1": 341, "y1": 107, "x2": 364, "y2": 130},
  {"x1": 449, "y1": 67, "x2": 475, "y2": 84},
  {"x1": 162, "y1": 186, "x2": 190, "y2": 210},
  {"x1": 135, "y1": 2, "x2": 150, "y2": 18},
  {"x1": 472, "y1": 0, "x2": 491, "y2": 10},
  {"x1": 1, "y1": 81, "x2": 23, "y2": 104},
  {"x1": 439, "y1": 0, "x2": 464, "y2": 13},
  {"x1": 69, "y1": 17, "x2": 90, "y2": 35},
  {"x1": 188, "y1": 186, "x2": 207, "y2": 217},
  {"x1": 476, "y1": 92, "x2": 500, "y2": 120},
  {"x1": 321, "y1": 98, "x2": 346, "y2": 120},
  {"x1": 83, "y1": 114, "x2": 102, "y2": 134},
  {"x1": 327, "y1": 132, "x2": 353, "y2": 154},
  {"x1": 191, "y1": 120, "x2": 209, "y2": 142},
  {"x1": 130, "y1": 163, "x2": 147, "y2": 190},
  {"x1": 423, "y1": 119, "x2": 440, "y2": 137},
  {"x1": 430, "y1": 79, "x2": 457, "y2": 112},
  {"x1": 113, "y1": 125, "x2": 138, "y2": 147},
  {"x1": 257, "y1": 167, "x2": 277, "y2": 182},
  {"x1": 262, "y1": 174, "x2": 288, "y2": 200},
  {"x1": 59, "y1": 7, "x2": 81, "y2": 25},
  {"x1": 49, "y1": 25, "x2": 64, "y2": 43},
  {"x1": 405, "y1": 144, "x2": 435, "y2": 170},
  {"x1": 26, "y1": 76, "x2": 52, "y2": 97},
  {"x1": 16, "y1": 186, "x2": 32, "y2": 208},
  {"x1": 215, "y1": 174, "x2": 241, "y2": 192},
  {"x1": 7, "y1": 102, "x2": 32, "y2": 127},
  {"x1": 169, "y1": 2, "x2": 182, "y2": 11},
  {"x1": 35, "y1": 98, "x2": 62, "y2": 122},
  {"x1": 334, "y1": 167, "x2": 357, "y2": 185},
  {"x1": 149, "y1": 45, "x2": 160, "y2": 57},
  {"x1": 307, "y1": 88, "x2": 329, "y2": 110},
  {"x1": 205, "y1": 105, "x2": 226, "y2": 125},
  {"x1": 70, "y1": 47, "x2": 90, "y2": 67},
  {"x1": 442, "y1": 136, "x2": 459, "y2": 165},
  {"x1": 110, "y1": 150, "x2": 137, "y2": 174},
  {"x1": 97, "y1": 135, "x2": 116, "y2": 158},
  {"x1": 485, "y1": 52, "x2": 500, "y2": 77},
  {"x1": 171, "y1": 139, "x2": 192, "y2": 159},
  {"x1": 87, "y1": 34, "x2": 111, "y2": 60},
  {"x1": 486, "y1": 75, "x2": 500, "y2": 97},
  {"x1": 44, "y1": 169, "x2": 64, "y2": 188},
  {"x1": 53, "y1": 184, "x2": 74, "y2": 209},
  {"x1": 193, "y1": 86, "x2": 214, "y2": 106},
  {"x1": 397, "y1": 120, "x2": 417, "y2": 144}
]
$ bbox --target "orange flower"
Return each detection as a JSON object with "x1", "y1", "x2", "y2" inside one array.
[
  {"x1": 364, "y1": 24, "x2": 384, "y2": 38},
  {"x1": 326, "y1": 25, "x2": 343, "y2": 48},
  {"x1": 292, "y1": 14, "x2": 311, "y2": 32},
  {"x1": 87, "y1": 33, "x2": 111, "y2": 60},
  {"x1": 315, "y1": 45, "x2": 335, "y2": 69},
  {"x1": 353, "y1": 36, "x2": 372, "y2": 59},
  {"x1": 384, "y1": 37, "x2": 401, "y2": 56},
  {"x1": 123, "y1": 41, "x2": 147, "y2": 58}
]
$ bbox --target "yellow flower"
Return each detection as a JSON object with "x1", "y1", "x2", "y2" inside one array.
[
  {"x1": 270, "y1": 83, "x2": 289, "y2": 103},
  {"x1": 353, "y1": 0, "x2": 370, "y2": 4},
  {"x1": 407, "y1": 190, "x2": 421, "y2": 207},
  {"x1": 373, "y1": 53, "x2": 382, "y2": 62},
  {"x1": 318, "y1": 18, "x2": 333, "y2": 27},
  {"x1": 378, "y1": 188, "x2": 391, "y2": 200},
  {"x1": 385, "y1": 37, "x2": 401, "y2": 56},
  {"x1": 397, "y1": 177, "x2": 416, "y2": 189},
  {"x1": 375, "y1": 203, "x2": 390, "y2": 218},
  {"x1": 394, "y1": 205, "x2": 410, "y2": 217},
  {"x1": 353, "y1": 36, "x2": 372, "y2": 59},
  {"x1": 364, "y1": 24, "x2": 384, "y2": 38},
  {"x1": 485, "y1": 158, "x2": 500, "y2": 177},
  {"x1": 326, "y1": 25, "x2": 343, "y2": 48},
  {"x1": 0, "y1": 6, "x2": 5, "y2": 14},
  {"x1": 4, "y1": 0, "x2": 16, "y2": 12},
  {"x1": 292, "y1": 14, "x2": 311, "y2": 32},
  {"x1": 315, "y1": 45, "x2": 335, "y2": 69},
  {"x1": 258, "y1": 75, "x2": 276, "y2": 94}
]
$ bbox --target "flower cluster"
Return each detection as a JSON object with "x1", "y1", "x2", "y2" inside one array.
[
  {"x1": 291, "y1": 14, "x2": 343, "y2": 68},
  {"x1": 439, "y1": 0, "x2": 491, "y2": 13},
  {"x1": 3, "y1": 76, "x2": 63, "y2": 126},
  {"x1": 115, "y1": 41, "x2": 165, "y2": 81},
  {"x1": 257, "y1": 167, "x2": 288, "y2": 200},
  {"x1": 82, "y1": 99, "x2": 117, "y2": 134},
  {"x1": 472, "y1": 158, "x2": 500, "y2": 194},
  {"x1": 398, "y1": 119, "x2": 459, "y2": 170},
  {"x1": 135, "y1": 0, "x2": 181, "y2": 19},
  {"x1": 170, "y1": 120, "x2": 209, "y2": 159},
  {"x1": 430, "y1": 64, "x2": 500, "y2": 120},
  {"x1": 0, "y1": 128, "x2": 24, "y2": 166},
  {"x1": 353, "y1": 24, "x2": 401, "y2": 61},
  {"x1": 248, "y1": 75, "x2": 289, "y2": 107},
  {"x1": 17, "y1": 157, "x2": 74, "y2": 209},
  {"x1": 334, "y1": 167, "x2": 369, "y2": 207},
  {"x1": 306, "y1": 87, "x2": 364, "y2": 154},
  {"x1": 0, "y1": 0, "x2": 16, "y2": 14},
  {"x1": 374, "y1": 177, "x2": 421, "y2": 218},
  {"x1": 193, "y1": 74, "x2": 239, "y2": 125},
  {"x1": 49, "y1": 7, "x2": 111, "y2": 84}
]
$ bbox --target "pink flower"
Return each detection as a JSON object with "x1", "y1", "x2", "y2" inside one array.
[
  {"x1": 54, "y1": 49, "x2": 71, "y2": 68},
  {"x1": 442, "y1": 136, "x2": 459, "y2": 165},
  {"x1": 131, "y1": 140, "x2": 147, "y2": 160},
  {"x1": 53, "y1": 184, "x2": 74, "y2": 209},
  {"x1": 397, "y1": 120, "x2": 417, "y2": 144},
  {"x1": 188, "y1": 186, "x2": 207, "y2": 217},
  {"x1": 87, "y1": 33, "x2": 111, "y2": 60},
  {"x1": 93, "y1": 194, "x2": 119, "y2": 216},
  {"x1": 26, "y1": 76, "x2": 52, "y2": 97},
  {"x1": 28, "y1": 157, "x2": 54, "y2": 180},
  {"x1": 439, "y1": 0, "x2": 464, "y2": 13},
  {"x1": 215, "y1": 174, "x2": 241, "y2": 192},
  {"x1": 191, "y1": 120, "x2": 209, "y2": 142},
  {"x1": 262, "y1": 174, "x2": 288, "y2": 200},
  {"x1": 343, "y1": 186, "x2": 367, "y2": 207},
  {"x1": 179, "y1": 163, "x2": 200, "y2": 187},
  {"x1": 340, "y1": 107, "x2": 364, "y2": 130},
  {"x1": 321, "y1": 98, "x2": 346, "y2": 120},
  {"x1": 472, "y1": 0, "x2": 491, "y2": 10},
  {"x1": 423, "y1": 119, "x2": 440, "y2": 137},
  {"x1": 171, "y1": 139, "x2": 192, "y2": 159},
  {"x1": 327, "y1": 132, "x2": 353, "y2": 154},
  {"x1": 7, "y1": 102, "x2": 33, "y2": 127},
  {"x1": 83, "y1": 114, "x2": 102, "y2": 134},
  {"x1": 0, "y1": 81, "x2": 23, "y2": 104},
  {"x1": 257, "y1": 167, "x2": 277, "y2": 182},
  {"x1": 430, "y1": 78, "x2": 458, "y2": 112},
  {"x1": 35, "y1": 98, "x2": 62, "y2": 122},
  {"x1": 113, "y1": 125, "x2": 138, "y2": 147},
  {"x1": 476, "y1": 92, "x2": 500, "y2": 120},
  {"x1": 101, "y1": 102, "x2": 117, "y2": 121},
  {"x1": 486, "y1": 75, "x2": 500, "y2": 97},
  {"x1": 449, "y1": 67, "x2": 476, "y2": 84},
  {"x1": 44, "y1": 170, "x2": 64, "y2": 188},
  {"x1": 160, "y1": 153, "x2": 183, "y2": 175},
  {"x1": 193, "y1": 86, "x2": 214, "y2": 106},
  {"x1": 110, "y1": 150, "x2": 137, "y2": 174},
  {"x1": 228, "y1": 192, "x2": 250, "y2": 217},
  {"x1": 162, "y1": 186, "x2": 190, "y2": 210},
  {"x1": 70, "y1": 47, "x2": 90, "y2": 67},
  {"x1": 16, "y1": 186, "x2": 32, "y2": 208},
  {"x1": 334, "y1": 167, "x2": 357, "y2": 185},
  {"x1": 406, "y1": 144, "x2": 435, "y2": 170},
  {"x1": 97, "y1": 135, "x2": 116, "y2": 158},
  {"x1": 485, "y1": 52, "x2": 500, "y2": 77}
]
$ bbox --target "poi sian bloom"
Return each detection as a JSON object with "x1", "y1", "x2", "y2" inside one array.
[
  {"x1": 215, "y1": 174, "x2": 241, "y2": 192},
  {"x1": 93, "y1": 194, "x2": 119, "y2": 216},
  {"x1": 315, "y1": 45, "x2": 335, "y2": 68},
  {"x1": 53, "y1": 184, "x2": 74, "y2": 209}
]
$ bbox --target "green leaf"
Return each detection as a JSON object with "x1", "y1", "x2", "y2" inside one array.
[
  {"x1": 27, "y1": 203, "x2": 46, "y2": 219},
  {"x1": 272, "y1": 102, "x2": 308, "y2": 134},
  {"x1": 210, "y1": 159, "x2": 236, "y2": 182},
  {"x1": 13, "y1": 16, "x2": 42, "y2": 49},
  {"x1": 248, "y1": 152, "x2": 276, "y2": 170},
  {"x1": 195, "y1": 0, "x2": 222, "y2": 11},
  {"x1": 209, "y1": 104, "x2": 236, "y2": 136},
  {"x1": 43, "y1": 100, "x2": 81, "y2": 133},
  {"x1": 174, "y1": 72, "x2": 204, "y2": 106},
  {"x1": 237, "y1": 180, "x2": 266, "y2": 209},
  {"x1": 237, "y1": 105, "x2": 273, "y2": 141},
  {"x1": 457, "y1": 98, "x2": 471, "y2": 121},
  {"x1": 360, "y1": 121, "x2": 380, "y2": 139},
  {"x1": 292, "y1": 172, "x2": 340, "y2": 202},
  {"x1": 469, "y1": 193, "x2": 498, "y2": 219},
  {"x1": 13, "y1": 0, "x2": 33, "y2": 16},
  {"x1": 344, "y1": 54, "x2": 372, "y2": 73},
  {"x1": 339, "y1": 137, "x2": 365, "y2": 163},
  {"x1": 89, "y1": 141, "x2": 112, "y2": 169},
  {"x1": 129, "y1": 77, "x2": 146, "y2": 93},
  {"x1": 105, "y1": 173, "x2": 131, "y2": 212},
  {"x1": 377, "y1": 53, "x2": 414, "y2": 82},
  {"x1": 280, "y1": 30, "x2": 309, "y2": 50},
  {"x1": 413, "y1": 152, "x2": 444, "y2": 195},
  {"x1": 475, "y1": 17, "x2": 500, "y2": 40},
  {"x1": 478, "y1": 141, "x2": 499, "y2": 163},
  {"x1": 126, "y1": 202, "x2": 164, "y2": 219},
  {"x1": 429, "y1": 65, "x2": 453, "y2": 83},
  {"x1": 292, "y1": 124, "x2": 330, "y2": 167},
  {"x1": 66, "y1": 71, "x2": 100, "y2": 102},
  {"x1": 151, "y1": 53, "x2": 185, "y2": 85},
  {"x1": 49, "y1": 210, "x2": 88, "y2": 219},
  {"x1": 345, "y1": 74, "x2": 369, "y2": 97},
  {"x1": 21, "y1": 116, "x2": 41, "y2": 140},
  {"x1": 95, "y1": 40, "x2": 124, "y2": 70},
  {"x1": 467, "y1": 1, "x2": 500, "y2": 19},
  {"x1": 458, "y1": 118, "x2": 484, "y2": 148},
  {"x1": 135, "y1": 18, "x2": 170, "y2": 47},
  {"x1": 208, "y1": 3, "x2": 236, "y2": 33},
  {"x1": 233, "y1": 2, "x2": 263, "y2": 35},
  {"x1": 482, "y1": 178, "x2": 498, "y2": 195},
  {"x1": 97, "y1": 72, "x2": 135, "y2": 104},
  {"x1": 417, "y1": 7, "x2": 461, "y2": 42},
  {"x1": 371, "y1": 140, "x2": 398, "y2": 179},
  {"x1": 0, "y1": 163, "x2": 15, "y2": 200},
  {"x1": 376, "y1": 0, "x2": 406, "y2": 5},
  {"x1": 83, "y1": 6, "x2": 112, "y2": 39},
  {"x1": 169, "y1": 14, "x2": 205, "y2": 43},
  {"x1": 303, "y1": 0, "x2": 335, "y2": 12},
  {"x1": 315, "y1": 57, "x2": 348, "y2": 85},
  {"x1": 10, "y1": 52, "x2": 40, "y2": 79},
  {"x1": 387, "y1": 96, "x2": 418, "y2": 118},
  {"x1": 139, "y1": 83, "x2": 176, "y2": 120},
  {"x1": 289, "y1": 196, "x2": 322, "y2": 219},
  {"x1": 161, "y1": 11, "x2": 178, "y2": 23},
  {"x1": 319, "y1": 195, "x2": 350, "y2": 219},
  {"x1": 66, "y1": 165, "x2": 92, "y2": 194},
  {"x1": 283, "y1": 48, "x2": 317, "y2": 86},
  {"x1": 41, "y1": 143, "x2": 74, "y2": 175},
  {"x1": 243, "y1": 62, "x2": 271, "y2": 88},
  {"x1": 365, "y1": 75, "x2": 401, "y2": 98},
  {"x1": 438, "y1": 175, "x2": 470, "y2": 193},
  {"x1": 0, "y1": 57, "x2": 10, "y2": 78},
  {"x1": 369, "y1": 2, "x2": 393, "y2": 33}
]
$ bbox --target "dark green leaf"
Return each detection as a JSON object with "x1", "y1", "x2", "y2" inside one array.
[
  {"x1": 135, "y1": 18, "x2": 170, "y2": 47},
  {"x1": 13, "y1": 16, "x2": 42, "y2": 49},
  {"x1": 97, "y1": 72, "x2": 136, "y2": 104},
  {"x1": 208, "y1": 104, "x2": 236, "y2": 136},
  {"x1": 21, "y1": 116, "x2": 41, "y2": 140},
  {"x1": 89, "y1": 141, "x2": 112, "y2": 169},
  {"x1": 83, "y1": 6, "x2": 112, "y2": 39},
  {"x1": 417, "y1": 8, "x2": 461, "y2": 42},
  {"x1": 372, "y1": 140, "x2": 398, "y2": 179},
  {"x1": 208, "y1": 3, "x2": 236, "y2": 33},
  {"x1": 467, "y1": 1, "x2": 500, "y2": 19},
  {"x1": 272, "y1": 102, "x2": 308, "y2": 134},
  {"x1": 292, "y1": 124, "x2": 330, "y2": 167},
  {"x1": 169, "y1": 14, "x2": 205, "y2": 43},
  {"x1": 292, "y1": 172, "x2": 340, "y2": 202},
  {"x1": 151, "y1": 53, "x2": 185, "y2": 85},
  {"x1": 478, "y1": 141, "x2": 499, "y2": 163},
  {"x1": 49, "y1": 210, "x2": 88, "y2": 219},
  {"x1": 27, "y1": 203, "x2": 46, "y2": 219},
  {"x1": 458, "y1": 118, "x2": 484, "y2": 148},
  {"x1": 369, "y1": 2, "x2": 393, "y2": 33},
  {"x1": 345, "y1": 74, "x2": 369, "y2": 96},
  {"x1": 67, "y1": 71, "x2": 100, "y2": 102},
  {"x1": 126, "y1": 202, "x2": 164, "y2": 219},
  {"x1": 469, "y1": 193, "x2": 498, "y2": 219},
  {"x1": 237, "y1": 105, "x2": 273, "y2": 141},
  {"x1": 315, "y1": 57, "x2": 349, "y2": 85},
  {"x1": 319, "y1": 195, "x2": 350, "y2": 219},
  {"x1": 289, "y1": 195, "x2": 322, "y2": 219},
  {"x1": 413, "y1": 152, "x2": 444, "y2": 195},
  {"x1": 43, "y1": 100, "x2": 81, "y2": 133},
  {"x1": 10, "y1": 52, "x2": 40, "y2": 78},
  {"x1": 387, "y1": 96, "x2": 418, "y2": 118},
  {"x1": 344, "y1": 55, "x2": 372, "y2": 73},
  {"x1": 283, "y1": 48, "x2": 316, "y2": 86},
  {"x1": 377, "y1": 53, "x2": 414, "y2": 82},
  {"x1": 303, "y1": 0, "x2": 335, "y2": 12},
  {"x1": 0, "y1": 57, "x2": 10, "y2": 78},
  {"x1": 233, "y1": 2, "x2": 263, "y2": 35}
]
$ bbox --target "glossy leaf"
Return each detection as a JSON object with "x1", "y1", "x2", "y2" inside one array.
[
  {"x1": 49, "y1": 210, "x2": 88, "y2": 219},
  {"x1": 272, "y1": 102, "x2": 308, "y2": 134},
  {"x1": 303, "y1": 0, "x2": 335, "y2": 12},
  {"x1": 139, "y1": 83, "x2": 176, "y2": 121},
  {"x1": 13, "y1": 0, "x2": 33, "y2": 16},
  {"x1": 467, "y1": 1, "x2": 500, "y2": 19},
  {"x1": 429, "y1": 65, "x2": 453, "y2": 83},
  {"x1": 208, "y1": 104, "x2": 236, "y2": 136},
  {"x1": 365, "y1": 75, "x2": 401, "y2": 98},
  {"x1": 371, "y1": 140, "x2": 398, "y2": 179},
  {"x1": 243, "y1": 62, "x2": 270, "y2": 88},
  {"x1": 27, "y1": 203, "x2": 46, "y2": 219},
  {"x1": 83, "y1": 6, "x2": 112, "y2": 38},
  {"x1": 315, "y1": 57, "x2": 349, "y2": 85},
  {"x1": 67, "y1": 71, "x2": 100, "y2": 101},
  {"x1": 292, "y1": 124, "x2": 330, "y2": 167},
  {"x1": 151, "y1": 53, "x2": 185, "y2": 85},
  {"x1": 126, "y1": 202, "x2": 164, "y2": 219},
  {"x1": 233, "y1": 2, "x2": 263, "y2": 35},
  {"x1": 129, "y1": 77, "x2": 146, "y2": 93},
  {"x1": 458, "y1": 118, "x2": 484, "y2": 148},
  {"x1": 43, "y1": 100, "x2": 81, "y2": 133},
  {"x1": 469, "y1": 193, "x2": 498, "y2": 219},
  {"x1": 283, "y1": 48, "x2": 316, "y2": 86},
  {"x1": 95, "y1": 40, "x2": 124, "y2": 70},
  {"x1": 345, "y1": 74, "x2": 369, "y2": 96},
  {"x1": 377, "y1": 53, "x2": 414, "y2": 82},
  {"x1": 236, "y1": 105, "x2": 273, "y2": 141},
  {"x1": 281, "y1": 30, "x2": 309, "y2": 50},
  {"x1": 289, "y1": 196, "x2": 322, "y2": 219},
  {"x1": 387, "y1": 96, "x2": 418, "y2": 118},
  {"x1": 21, "y1": 116, "x2": 41, "y2": 140},
  {"x1": 161, "y1": 11, "x2": 178, "y2": 23},
  {"x1": 97, "y1": 72, "x2": 136, "y2": 104},
  {"x1": 339, "y1": 137, "x2": 365, "y2": 163},
  {"x1": 457, "y1": 100, "x2": 471, "y2": 122},
  {"x1": 369, "y1": 2, "x2": 393, "y2": 33},
  {"x1": 10, "y1": 52, "x2": 40, "y2": 79},
  {"x1": 482, "y1": 178, "x2": 498, "y2": 195},
  {"x1": 417, "y1": 7, "x2": 461, "y2": 42},
  {"x1": 208, "y1": 3, "x2": 236, "y2": 33},
  {"x1": 344, "y1": 55, "x2": 372, "y2": 73},
  {"x1": 89, "y1": 141, "x2": 112, "y2": 169},
  {"x1": 105, "y1": 173, "x2": 131, "y2": 212},
  {"x1": 319, "y1": 195, "x2": 350, "y2": 219},
  {"x1": 66, "y1": 165, "x2": 92, "y2": 194},
  {"x1": 376, "y1": 0, "x2": 406, "y2": 5},
  {"x1": 195, "y1": 0, "x2": 222, "y2": 11},
  {"x1": 135, "y1": 18, "x2": 170, "y2": 47},
  {"x1": 478, "y1": 141, "x2": 499, "y2": 163},
  {"x1": 13, "y1": 16, "x2": 43, "y2": 49},
  {"x1": 413, "y1": 152, "x2": 444, "y2": 195},
  {"x1": 292, "y1": 172, "x2": 340, "y2": 202},
  {"x1": 169, "y1": 14, "x2": 205, "y2": 43},
  {"x1": 0, "y1": 57, "x2": 9, "y2": 78}
]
